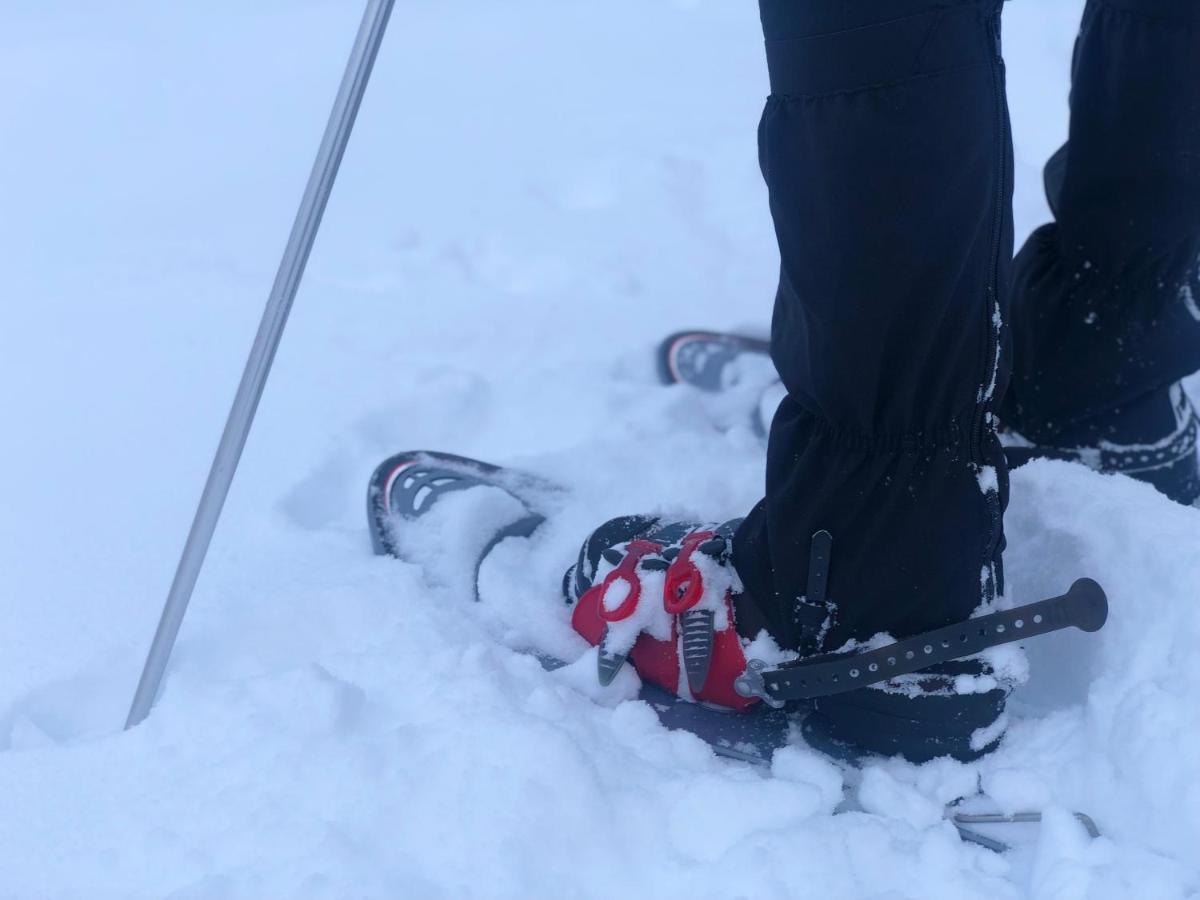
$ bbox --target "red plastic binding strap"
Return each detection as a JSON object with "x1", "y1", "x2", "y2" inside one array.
[
  {"x1": 595, "y1": 539, "x2": 663, "y2": 622},
  {"x1": 663, "y1": 530, "x2": 717, "y2": 615}
]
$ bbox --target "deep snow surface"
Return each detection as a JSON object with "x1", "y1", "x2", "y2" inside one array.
[{"x1": 2, "y1": 1, "x2": 1198, "y2": 897}]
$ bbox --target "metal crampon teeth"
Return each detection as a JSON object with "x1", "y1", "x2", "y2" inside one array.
[
  {"x1": 597, "y1": 627, "x2": 629, "y2": 686},
  {"x1": 680, "y1": 609, "x2": 716, "y2": 693}
]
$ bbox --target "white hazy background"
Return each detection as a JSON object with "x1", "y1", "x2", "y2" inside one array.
[{"x1": 1, "y1": 2, "x2": 1198, "y2": 897}]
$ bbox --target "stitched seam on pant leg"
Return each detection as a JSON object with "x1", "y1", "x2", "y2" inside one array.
[
  {"x1": 974, "y1": 6, "x2": 1008, "y2": 605},
  {"x1": 910, "y1": 9, "x2": 947, "y2": 75},
  {"x1": 768, "y1": 61, "x2": 991, "y2": 102}
]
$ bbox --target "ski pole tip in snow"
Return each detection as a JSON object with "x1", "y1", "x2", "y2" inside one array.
[{"x1": 123, "y1": 0, "x2": 397, "y2": 731}]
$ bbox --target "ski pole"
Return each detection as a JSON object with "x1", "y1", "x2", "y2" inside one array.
[{"x1": 125, "y1": 0, "x2": 396, "y2": 730}]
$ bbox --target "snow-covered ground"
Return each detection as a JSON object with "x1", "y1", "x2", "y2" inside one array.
[{"x1": 2, "y1": 1, "x2": 1198, "y2": 897}]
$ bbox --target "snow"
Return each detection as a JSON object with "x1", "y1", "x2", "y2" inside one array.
[{"x1": 1, "y1": 0, "x2": 1198, "y2": 897}]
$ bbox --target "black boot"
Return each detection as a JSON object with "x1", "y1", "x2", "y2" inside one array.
[{"x1": 1006, "y1": 383, "x2": 1200, "y2": 506}]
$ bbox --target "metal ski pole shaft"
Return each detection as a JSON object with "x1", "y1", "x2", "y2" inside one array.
[{"x1": 125, "y1": 0, "x2": 396, "y2": 730}]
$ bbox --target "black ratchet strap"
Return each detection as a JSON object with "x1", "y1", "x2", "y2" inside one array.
[{"x1": 735, "y1": 578, "x2": 1108, "y2": 706}]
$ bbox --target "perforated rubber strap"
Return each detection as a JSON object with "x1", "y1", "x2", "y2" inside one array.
[{"x1": 735, "y1": 578, "x2": 1108, "y2": 704}]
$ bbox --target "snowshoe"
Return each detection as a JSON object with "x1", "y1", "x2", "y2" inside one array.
[
  {"x1": 367, "y1": 450, "x2": 793, "y2": 765},
  {"x1": 368, "y1": 450, "x2": 1108, "y2": 768},
  {"x1": 656, "y1": 330, "x2": 771, "y2": 390},
  {"x1": 655, "y1": 330, "x2": 782, "y2": 437}
]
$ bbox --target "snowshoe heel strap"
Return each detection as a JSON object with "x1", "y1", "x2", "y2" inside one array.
[{"x1": 735, "y1": 578, "x2": 1108, "y2": 703}]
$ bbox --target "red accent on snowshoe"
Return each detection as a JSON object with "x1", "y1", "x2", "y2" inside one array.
[
  {"x1": 700, "y1": 618, "x2": 756, "y2": 711},
  {"x1": 663, "y1": 530, "x2": 717, "y2": 615},
  {"x1": 590, "y1": 539, "x2": 663, "y2": 623},
  {"x1": 570, "y1": 589, "x2": 605, "y2": 645},
  {"x1": 570, "y1": 569, "x2": 757, "y2": 712}
]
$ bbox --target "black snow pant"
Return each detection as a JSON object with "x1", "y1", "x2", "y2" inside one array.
[
  {"x1": 734, "y1": 0, "x2": 1200, "y2": 654},
  {"x1": 734, "y1": 0, "x2": 1013, "y2": 657},
  {"x1": 1001, "y1": 0, "x2": 1200, "y2": 497}
]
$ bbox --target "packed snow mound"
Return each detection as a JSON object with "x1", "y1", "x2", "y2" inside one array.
[
  {"x1": 994, "y1": 463, "x2": 1200, "y2": 878},
  {"x1": 4, "y1": 459, "x2": 1199, "y2": 899},
  {"x1": 2, "y1": 0, "x2": 1198, "y2": 897}
]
